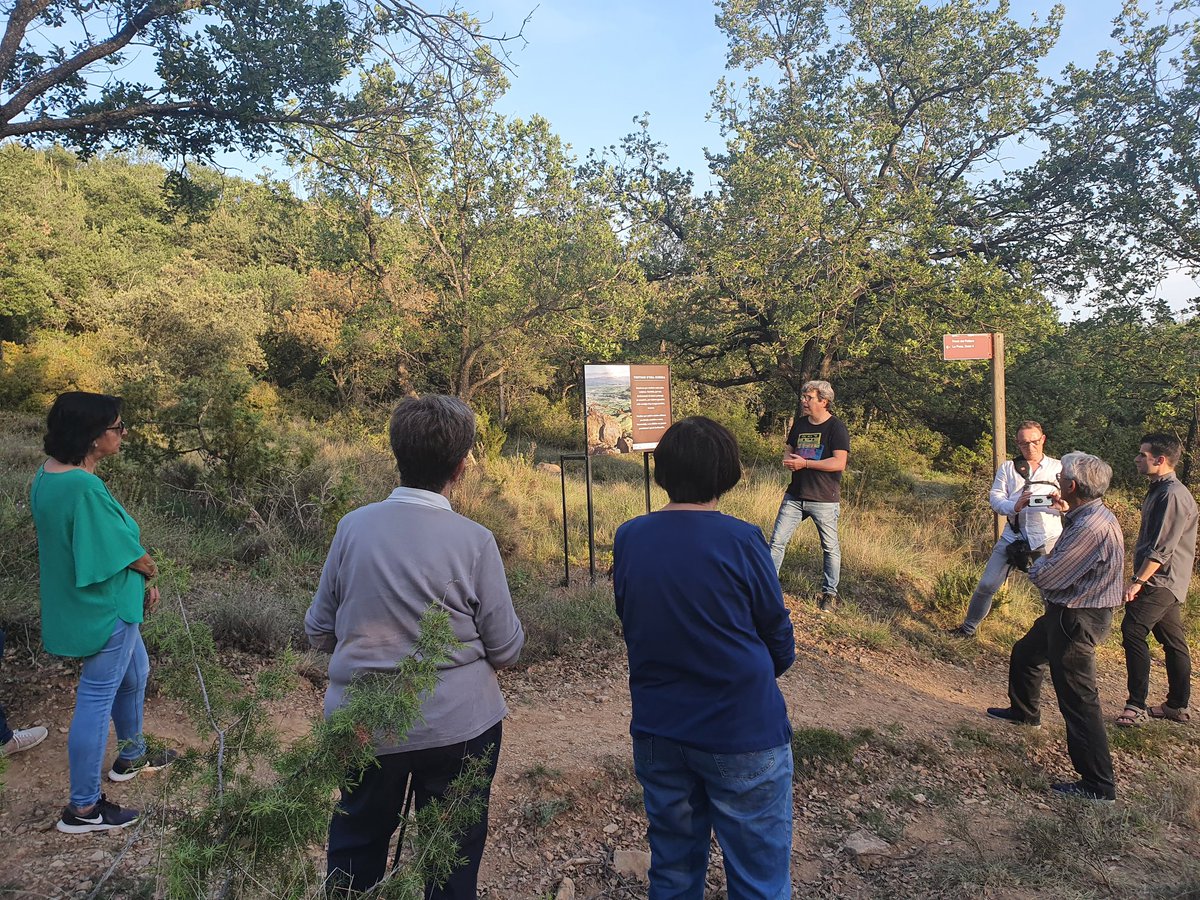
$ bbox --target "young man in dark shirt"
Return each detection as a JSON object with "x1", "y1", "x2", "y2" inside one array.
[
  {"x1": 1116, "y1": 433, "x2": 1198, "y2": 726},
  {"x1": 767, "y1": 380, "x2": 850, "y2": 612}
]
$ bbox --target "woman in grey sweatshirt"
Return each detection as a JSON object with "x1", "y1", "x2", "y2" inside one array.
[{"x1": 306, "y1": 395, "x2": 524, "y2": 897}]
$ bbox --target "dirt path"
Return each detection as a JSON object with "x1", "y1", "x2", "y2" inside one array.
[{"x1": 2, "y1": 598, "x2": 1197, "y2": 898}]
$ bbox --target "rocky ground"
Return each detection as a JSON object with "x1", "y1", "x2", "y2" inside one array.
[{"x1": 2, "y1": 594, "x2": 1198, "y2": 899}]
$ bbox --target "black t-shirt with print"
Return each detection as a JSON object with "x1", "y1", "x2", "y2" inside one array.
[{"x1": 785, "y1": 415, "x2": 850, "y2": 503}]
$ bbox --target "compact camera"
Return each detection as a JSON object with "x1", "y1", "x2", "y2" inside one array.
[{"x1": 1028, "y1": 495, "x2": 1054, "y2": 508}]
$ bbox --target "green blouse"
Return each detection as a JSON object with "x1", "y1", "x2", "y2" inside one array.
[{"x1": 30, "y1": 466, "x2": 147, "y2": 658}]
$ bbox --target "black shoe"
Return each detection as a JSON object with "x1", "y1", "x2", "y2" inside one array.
[
  {"x1": 986, "y1": 707, "x2": 1041, "y2": 728},
  {"x1": 1051, "y1": 781, "x2": 1115, "y2": 805},
  {"x1": 56, "y1": 794, "x2": 140, "y2": 834},
  {"x1": 108, "y1": 747, "x2": 179, "y2": 782},
  {"x1": 947, "y1": 625, "x2": 976, "y2": 639},
  {"x1": 817, "y1": 593, "x2": 837, "y2": 613}
]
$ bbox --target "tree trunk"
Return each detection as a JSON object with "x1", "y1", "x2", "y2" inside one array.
[
  {"x1": 1181, "y1": 397, "x2": 1199, "y2": 486},
  {"x1": 791, "y1": 338, "x2": 822, "y2": 422}
]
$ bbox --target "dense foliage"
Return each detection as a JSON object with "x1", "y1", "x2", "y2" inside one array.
[
  {"x1": 0, "y1": 0, "x2": 515, "y2": 158},
  {"x1": 0, "y1": 0, "x2": 1197, "y2": 489}
]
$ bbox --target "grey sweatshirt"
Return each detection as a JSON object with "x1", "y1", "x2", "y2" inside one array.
[
  {"x1": 305, "y1": 487, "x2": 525, "y2": 753},
  {"x1": 1135, "y1": 473, "x2": 1199, "y2": 604}
]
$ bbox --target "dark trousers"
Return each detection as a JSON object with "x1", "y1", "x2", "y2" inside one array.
[
  {"x1": 327, "y1": 721, "x2": 502, "y2": 898},
  {"x1": 0, "y1": 629, "x2": 10, "y2": 744},
  {"x1": 1121, "y1": 584, "x2": 1192, "y2": 710},
  {"x1": 1008, "y1": 605, "x2": 1116, "y2": 800}
]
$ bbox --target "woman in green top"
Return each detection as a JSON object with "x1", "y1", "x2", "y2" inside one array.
[{"x1": 31, "y1": 392, "x2": 174, "y2": 834}]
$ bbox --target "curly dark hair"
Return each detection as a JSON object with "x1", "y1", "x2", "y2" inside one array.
[{"x1": 44, "y1": 392, "x2": 123, "y2": 466}]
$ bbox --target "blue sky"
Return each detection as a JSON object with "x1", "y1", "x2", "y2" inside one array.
[{"x1": 486, "y1": 0, "x2": 1124, "y2": 183}]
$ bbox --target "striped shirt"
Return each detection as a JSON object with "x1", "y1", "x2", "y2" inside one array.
[{"x1": 1028, "y1": 498, "x2": 1124, "y2": 609}]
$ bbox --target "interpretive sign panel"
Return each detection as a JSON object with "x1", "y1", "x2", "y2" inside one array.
[
  {"x1": 583, "y1": 364, "x2": 672, "y2": 454},
  {"x1": 629, "y1": 365, "x2": 671, "y2": 449},
  {"x1": 942, "y1": 333, "x2": 993, "y2": 360}
]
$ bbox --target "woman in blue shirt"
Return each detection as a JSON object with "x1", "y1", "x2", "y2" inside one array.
[{"x1": 613, "y1": 417, "x2": 795, "y2": 900}]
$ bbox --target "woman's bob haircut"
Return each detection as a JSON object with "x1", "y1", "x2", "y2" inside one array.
[
  {"x1": 652, "y1": 417, "x2": 742, "y2": 504},
  {"x1": 44, "y1": 391, "x2": 123, "y2": 466},
  {"x1": 389, "y1": 394, "x2": 477, "y2": 492}
]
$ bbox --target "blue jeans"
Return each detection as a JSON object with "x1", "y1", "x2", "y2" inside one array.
[
  {"x1": 68, "y1": 618, "x2": 148, "y2": 809},
  {"x1": 960, "y1": 540, "x2": 1014, "y2": 635},
  {"x1": 632, "y1": 735, "x2": 793, "y2": 900},
  {"x1": 768, "y1": 497, "x2": 841, "y2": 594}
]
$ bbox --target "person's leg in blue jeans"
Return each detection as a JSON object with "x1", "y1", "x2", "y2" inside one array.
[
  {"x1": 767, "y1": 498, "x2": 804, "y2": 574},
  {"x1": 633, "y1": 735, "x2": 712, "y2": 900},
  {"x1": 803, "y1": 502, "x2": 841, "y2": 596},
  {"x1": 703, "y1": 743, "x2": 793, "y2": 900},
  {"x1": 67, "y1": 619, "x2": 148, "y2": 810},
  {"x1": 960, "y1": 541, "x2": 1014, "y2": 635},
  {"x1": 110, "y1": 627, "x2": 149, "y2": 767},
  {"x1": 0, "y1": 628, "x2": 11, "y2": 745}
]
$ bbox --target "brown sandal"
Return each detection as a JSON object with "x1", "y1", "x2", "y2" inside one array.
[
  {"x1": 1147, "y1": 704, "x2": 1191, "y2": 723},
  {"x1": 1115, "y1": 705, "x2": 1146, "y2": 727}
]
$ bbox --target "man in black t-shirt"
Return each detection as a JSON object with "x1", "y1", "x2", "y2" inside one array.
[{"x1": 768, "y1": 380, "x2": 851, "y2": 612}]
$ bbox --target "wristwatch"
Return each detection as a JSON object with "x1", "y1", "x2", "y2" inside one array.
[{"x1": 1131, "y1": 576, "x2": 1146, "y2": 585}]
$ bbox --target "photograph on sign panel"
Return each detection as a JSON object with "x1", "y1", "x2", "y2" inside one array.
[{"x1": 583, "y1": 364, "x2": 635, "y2": 455}]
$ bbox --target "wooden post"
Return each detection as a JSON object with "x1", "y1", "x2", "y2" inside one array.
[{"x1": 991, "y1": 332, "x2": 1006, "y2": 542}]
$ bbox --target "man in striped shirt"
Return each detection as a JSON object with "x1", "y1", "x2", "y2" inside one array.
[{"x1": 986, "y1": 452, "x2": 1124, "y2": 803}]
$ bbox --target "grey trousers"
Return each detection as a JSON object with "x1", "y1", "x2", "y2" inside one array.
[{"x1": 960, "y1": 541, "x2": 1014, "y2": 635}]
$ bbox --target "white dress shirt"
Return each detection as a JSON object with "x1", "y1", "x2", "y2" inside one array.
[{"x1": 988, "y1": 456, "x2": 1063, "y2": 552}]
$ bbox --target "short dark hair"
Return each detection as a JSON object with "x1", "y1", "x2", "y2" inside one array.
[
  {"x1": 1140, "y1": 432, "x2": 1183, "y2": 468},
  {"x1": 389, "y1": 395, "x2": 476, "y2": 492},
  {"x1": 652, "y1": 417, "x2": 742, "y2": 504},
  {"x1": 44, "y1": 392, "x2": 123, "y2": 465}
]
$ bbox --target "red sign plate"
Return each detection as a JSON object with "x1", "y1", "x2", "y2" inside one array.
[{"x1": 942, "y1": 333, "x2": 993, "y2": 360}]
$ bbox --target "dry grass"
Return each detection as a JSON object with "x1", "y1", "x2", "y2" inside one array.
[{"x1": 3, "y1": 405, "x2": 1194, "y2": 677}]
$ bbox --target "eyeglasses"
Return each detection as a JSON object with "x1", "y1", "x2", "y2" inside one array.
[
  {"x1": 1016, "y1": 438, "x2": 1044, "y2": 447},
  {"x1": 105, "y1": 421, "x2": 129, "y2": 433}
]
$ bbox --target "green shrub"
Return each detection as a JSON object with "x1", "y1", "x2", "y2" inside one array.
[
  {"x1": 474, "y1": 407, "x2": 508, "y2": 463},
  {"x1": 519, "y1": 797, "x2": 573, "y2": 829},
  {"x1": 506, "y1": 393, "x2": 581, "y2": 450},
  {"x1": 932, "y1": 564, "x2": 979, "y2": 616},
  {"x1": 670, "y1": 384, "x2": 778, "y2": 465},
  {"x1": 791, "y1": 727, "x2": 871, "y2": 776},
  {"x1": 511, "y1": 581, "x2": 622, "y2": 664},
  {"x1": 844, "y1": 430, "x2": 931, "y2": 497},
  {"x1": 0, "y1": 331, "x2": 112, "y2": 410},
  {"x1": 196, "y1": 585, "x2": 310, "y2": 654},
  {"x1": 821, "y1": 606, "x2": 898, "y2": 650},
  {"x1": 946, "y1": 442, "x2": 991, "y2": 478}
]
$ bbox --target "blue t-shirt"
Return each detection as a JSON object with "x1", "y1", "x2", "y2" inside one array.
[{"x1": 613, "y1": 510, "x2": 794, "y2": 753}]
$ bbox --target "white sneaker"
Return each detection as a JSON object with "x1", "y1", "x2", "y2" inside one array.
[{"x1": 2, "y1": 726, "x2": 49, "y2": 756}]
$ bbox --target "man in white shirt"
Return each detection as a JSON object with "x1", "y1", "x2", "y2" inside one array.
[{"x1": 951, "y1": 421, "x2": 1063, "y2": 638}]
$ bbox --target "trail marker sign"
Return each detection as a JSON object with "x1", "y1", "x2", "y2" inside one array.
[
  {"x1": 941, "y1": 332, "x2": 1006, "y2": 541},
  {"x1": 942, "y1": 333, "x2": 993, "y2": 360}
]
